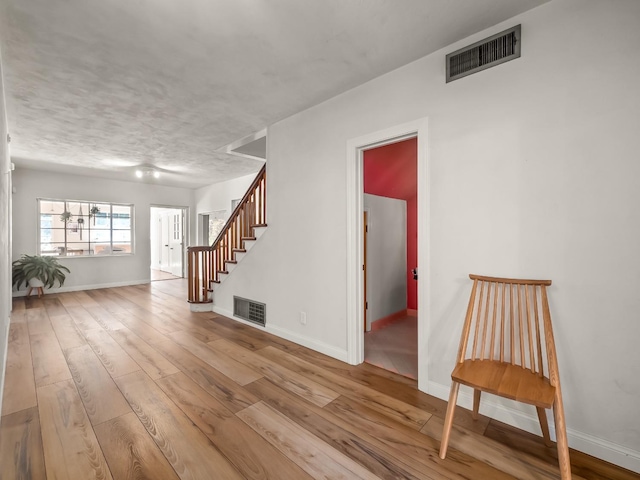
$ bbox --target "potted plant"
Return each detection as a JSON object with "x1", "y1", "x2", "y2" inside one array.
[
  {"x1": 60, "y1": 211, "x2": 73, "y2": 223},
  {"x1": 89, "y1": 205, "x2": 100, "y2": 225},
  {"x1": 12, "y1": 254, "x2": 70, "y2": 295}
]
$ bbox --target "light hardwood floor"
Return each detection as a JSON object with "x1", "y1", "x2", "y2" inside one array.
[{"x1": 1, "y1": 280, "x2": 637, "y2": 479}]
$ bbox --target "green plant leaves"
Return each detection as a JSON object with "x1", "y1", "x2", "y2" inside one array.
[{"x1": 11, "y1": 254, "x2": 70, "y2": 290}]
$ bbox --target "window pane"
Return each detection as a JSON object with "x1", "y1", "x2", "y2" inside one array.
[
  {"x1": 93, "y1": 212, "x2": 111, "y2": 229},
  {"x1": 112, "y1": 230, "x2": 131, "y2": 242},
  {"x1": 67, "y1": 202, "x2": 90, "y2": 217},
  {"x1": 113, "y1": 243, "x2": 132, "y2": 254},
  {"x1": 43, "y1": 228, "x2": 66, "y2": 244},
  {"x1": 42, "y1": 243, "x2": 67, "y2": 256},
  {"x1": 51, "y1": 212, "x2": 72, "y2": 228},
  {"x1": 66, "y1": 243, "x2": 90, "y2": 256},
  {"x1": 40, "y1": 215, "x2": 54, "y2": 229},
  {"x1": 40, "y1": 200, "x2": 65, "y2": 214},
  {"x1": 92, "y1": 243, "x2": 113, "y2": 255},
  {"x1": 90, "y1": 230, "x2": 111, "y2": 242}
]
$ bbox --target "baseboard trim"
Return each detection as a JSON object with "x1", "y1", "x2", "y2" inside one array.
[
  {"x1": 11, "y1": 279, "x2": 150, "y2": 297},
  {"x1": 211, "y1": 305, "x2": 349, "y2": 363},
  {"x1": 428, "y1": 381, "x2": 640, "y2": 473}
]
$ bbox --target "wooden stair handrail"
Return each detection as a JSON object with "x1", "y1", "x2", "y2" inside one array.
[
  {"x1": 187, "y1": 164, "x2": 266, "y2": 304},
  {"x1": 210, "y1": 164, "x2": 266, "y2": 248}
]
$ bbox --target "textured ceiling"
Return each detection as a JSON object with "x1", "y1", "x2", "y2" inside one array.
[{"x1": 0, "y1": 0, "x2": 549, "y2": 188}]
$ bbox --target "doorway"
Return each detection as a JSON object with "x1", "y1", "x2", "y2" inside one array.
[
  {"x1": 150, "y1": 206, "x2": 186, "y2": 281},
  {"x1": 346, "y1": 117, "x2": 429, "y2": 389},
  {"x1": 363, "y1": 138, "x2": 417, "y2": 379}
]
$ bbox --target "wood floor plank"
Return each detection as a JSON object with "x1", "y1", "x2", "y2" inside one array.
[
  {"x1": 154, "y1": 373, "x2": 307, "y2": 480},
  {"x1": 114, "y1": 371, "x2": 244, "y2": 480},
  {"x1": 84, "y1": 329, "x2": 141, "y2": 378},
  {"x1": 421, "y1": 414, "x2": 587, "y2": 480},
  {"x1": 151, "y1": 339, "x2": 259, "y2": 413},
  {"x1": 42, "y1": 296, "x2": 68, "y2": 317},
  {"x1": 295, "y1": 346, "x2": 492, "y2": 434},
  {"x1": 108, "y1": 327, "x2": 180, "y2": 380},
  {"x1": 207, "y1": 416, "x2": 314, "y2": 480},
  {"x1": 84, "y1": 306, "x2": 127, "y2": 331},
  {"x1": 65, "y1": 344, "x2": 132, "y2": 425},
  {"x1": 212, "y1": 339, "x2": 340, "y2": 407},
  {"x1": 113, "y1": 312, "x2": 172, "y2": 346},
  {"x1": 237, "y1": 401, "x2": 380, "y2": 480},
  {"x1": 260, "y1": 345, "x2": 432, "y2": 429},
  {"x1": 484, "y1": 419, "x2": 640, "y2": 480},
  {"x1": 49, "y1": 314, "x2": 87, "y2": 351},
  {"x1": 155, "y1": 371, "x2": 235, "y2": 435},
  {"x1": 1, "y1": 322, "x2": 37, "y2": 416},
  {"x1": 210, "y1": 314, "x2": 302, "y2": 354},
  {"x1": 170, "y1": 321, "x2": 222, "y2": 343},
  {"x1": 56, "y1": 292, "x2": 81, "y2": 308},
  {"x1": 66, "y1": 305, "x2": 105, "y2": 333},
  {"x1": 12, "y1": 297, "x2": 26, "y2": 311},
  {"x1": 70, "y1": 290, "x2": 102, "y2": 308},
  {"x1": 324, "y1": 393, "x2": 512, "y2": 480},
  {"x1": 199, "y1": 319, "x2": 270, "y2": 351},
  {"x1": 121, "y1": 307, "x2": 181, "y2": 336},
  {"x1": 37, "y1": 379, "x2": 113, "y2": 480},
  {"x1": 94, "y1": 412, "x2": 180, "y2": 480},
  {"x1": 25, "y1": 308, "x2": 53, "y2": 336},
  {"x1": 0, "y1": 407, "x2": 46, "y2": 480},
  {"x1": 246, "y1": 377, "x2": 436, "y2": 480},
  {"x1": 172, "y1": 332, "x2": 263, "y2": 386},
  {"x1": 84, "y1": 289, "x2": 131, "y2": 314},
  {"x1": 30, "y1": 332, "x2": 72, "y2": 387}
]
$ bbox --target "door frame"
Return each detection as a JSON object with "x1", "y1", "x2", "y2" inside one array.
[
  {"x1": 346, "y1": 117, "x2": 430, "y2": 390},
  {"x1": 150, "y1": 205, "x2": 189, "y2": 278}
]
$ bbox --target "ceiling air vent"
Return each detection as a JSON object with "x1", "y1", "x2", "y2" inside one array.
[
  {"x1": 446, "y1": 25, "x2": 521, "y2": 83},
  {"x1": 234, "y1": 296, "x2": 266, "y2": 327}
]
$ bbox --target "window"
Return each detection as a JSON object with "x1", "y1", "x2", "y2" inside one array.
[{"x1": 38, "y1": 199, "x2": 134, "y2": 257}]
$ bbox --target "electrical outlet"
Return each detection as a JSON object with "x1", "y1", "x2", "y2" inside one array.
[{"x1": 300, "y1": 311, "x2": 307, "y2": 325}]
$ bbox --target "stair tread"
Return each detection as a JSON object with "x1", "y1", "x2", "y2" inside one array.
[
  {"x1": 225, "y1": 260, "x2": 238, "y2": 264},
  {"x1": 242, "y1": 237, "x2": 257, "y2": 241},
  {"x1": 233, "y1": 249, "x2": 247, "y2": 253},
  {"x1": 251, "y1": 223, "x2": 268, "y2": 228}
]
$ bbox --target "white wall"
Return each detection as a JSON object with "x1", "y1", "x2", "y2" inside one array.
[
  {"x1": 0, "y1": 47, "x2": 11, "y2": 416},
  {"x1": 194, "y1": 172, "x2": 257, "y2": 243},
  {"x1": 364, "y1": 194, "x2": 406, "y2": 329},
  {"x1": 212, "y1": 0, "x2": 640, "y2": 470},
  {"x1": 11, "y1": 169, "x2": 194, "y2": 292},
  {"x1": 150, "y1": 207, "x2": 162, "y2": 269}
]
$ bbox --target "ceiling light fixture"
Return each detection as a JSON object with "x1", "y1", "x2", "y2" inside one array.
[{"x1": 135, "y1": 167, "x2": 160, "y2": 179}]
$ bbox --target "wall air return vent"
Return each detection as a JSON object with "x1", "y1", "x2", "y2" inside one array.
[
  {"x1": 234, "y1": 296, "x2": 266, "y2": 327},
  {"x1": 446, "y1": 25, "x2": 521, "y2": 83}
]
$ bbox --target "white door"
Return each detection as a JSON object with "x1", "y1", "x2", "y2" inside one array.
[
  {"x1": 169, "y1": 211, "x2": 183, "y2": 277},
  {"x1": 160, "y1": 214, "x2": 171, "y2": 273}
]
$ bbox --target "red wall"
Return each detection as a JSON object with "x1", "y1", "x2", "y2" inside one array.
[{"x1": 363, "y1": 138, "x2": 418, "y2": 310}]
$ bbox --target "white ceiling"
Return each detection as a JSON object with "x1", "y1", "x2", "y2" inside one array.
[{"x1": 0, "y1": 0, "x2": 549, "y2": 188}]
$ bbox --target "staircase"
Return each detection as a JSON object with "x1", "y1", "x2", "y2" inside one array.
[{"x1": 187, "y1": 165, "x2": 266, "y2": 309}]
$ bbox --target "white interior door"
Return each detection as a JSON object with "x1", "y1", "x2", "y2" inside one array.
[
  {"x1": 160, "y1": 214, "x2": 171, "y2": 273},
  {"x1": 169, "y1": 211, "x2": 183, "y2": 277}
]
